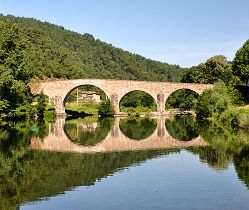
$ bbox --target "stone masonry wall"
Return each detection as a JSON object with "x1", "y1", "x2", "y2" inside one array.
[{"x1": 29, "y1": 79, "x2": 214, "y2": 115}]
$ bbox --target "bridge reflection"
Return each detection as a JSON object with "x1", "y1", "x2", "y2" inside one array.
[{"x1": 29, "y1": 117, "x2": 207, "y2": 153}]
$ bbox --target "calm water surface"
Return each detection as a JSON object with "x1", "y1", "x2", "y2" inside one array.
[{"x1": 1, "y1": 115, "x2": 249, "y2": 210}]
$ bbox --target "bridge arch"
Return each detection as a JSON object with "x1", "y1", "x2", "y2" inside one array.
[
  {"x1": 165, "y1": 88, "x2": 200, "y2": 110},
  {"x1": 63, "y1": 84, "x2": 110, "y2": 104},
  {"x1": 165, "y1": 114, "x2": 199, "y2": 141},
  {"x1": 119, "y1": 117, "x2": 157, "y2": 140},
  {"x1": 57, "y1": 83, "x2": 110, "y2": 115},
  {"x1": 119, "y1": 90, "x2": 157, "y2": 113},
  {"x1": 63, "y1": 117, "x2": 113, "y2": 146}
]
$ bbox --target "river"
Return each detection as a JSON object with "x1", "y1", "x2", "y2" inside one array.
[{"x1": 1, "y1": 115, "x2": 249, "y2": 210}]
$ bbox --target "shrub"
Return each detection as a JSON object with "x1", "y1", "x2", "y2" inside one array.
[
  {"x1": 196, "y1": 83, "x2": 234, "y2": 119},
  {"x1": 98, "y1": 100, "x2": 114, "y2": 117}
]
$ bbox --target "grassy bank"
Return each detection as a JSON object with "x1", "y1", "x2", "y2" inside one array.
[{"x1": 120, "y1": 105, "x2": 157, "y2": 116}]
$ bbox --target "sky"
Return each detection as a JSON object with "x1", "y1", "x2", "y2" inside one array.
[{"x1": 1, "y1": 0, "x2": 249, "y2": 67}]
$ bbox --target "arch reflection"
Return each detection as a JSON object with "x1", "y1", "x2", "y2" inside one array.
[
  {"x1": 165, "y1": 114, "x2": 199, "y2": 141},
  {"x1": 64, "y1": 117, "x2": 113, "y2": 146},
  {"x1": 119, "y1": 117, "x2": 157, "y2": 140}
]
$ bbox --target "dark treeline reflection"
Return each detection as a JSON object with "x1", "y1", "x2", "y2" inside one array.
[
  {"x1": 188, "y1": 120, "x2": 249, "y2": 173},
  {"x1": 0, "y1": 121, "x2": 179, "y2": 210},
  {"x1": 119, "y1": 117, "x2": 157, "y2": 140},
  {"x1": 0, "y1": 121, "x2": 49, "y2": 210},
  {"x1": 64, "y1": 117, "x2": 113, "y2": 146},
  {"x1": 166, "y1": 114, "x2": 249, "y2": 187},
  {"x1": 196, "y1": 121, "x2": 249, "y2": 187},
  {"x1": 165, "y1": 114, "x2": 199, "y2": 141}
]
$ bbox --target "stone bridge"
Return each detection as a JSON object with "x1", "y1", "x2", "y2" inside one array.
[
  {"x1": 29, "y1": 79, "x2": 214, "y2": 115},
  {"x1": 29, "y1": 117, "x2": 207, "y2": 153}
]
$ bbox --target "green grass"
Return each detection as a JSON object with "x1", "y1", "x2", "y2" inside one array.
[
  {"x1": 65, "y1": 116, "x2": 99, "y2": 124},
  {"x1": 65, "y1": 102, "x2": 99, "y2": 115},
  {"x1": 120, "y1": 105, "x2": 157, "y2": 115}
]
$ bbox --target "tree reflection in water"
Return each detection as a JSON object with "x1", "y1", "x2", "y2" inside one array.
[
  {"x1": 64, "y1": 117, "x2": 113, "y2": 146},
  {"x1": 165, "y1": 114, "x2": 199, "y2": 141},
  {"x1": 119, "y1": 117, "x2": 157, "y2": 140},
  {"x1": 1, "y1": 117, "x2": 249, "y2": 209},
  {"x1": 0, "y1": 122, "x2": 178, "y2": 209},
  {"x1": 196, "y1": 121, "x2": 249, "y2": 175}
]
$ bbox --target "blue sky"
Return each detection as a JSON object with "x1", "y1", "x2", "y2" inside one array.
[{"x1": 1, "y1": 0, "x2": 249, "y2": 67}]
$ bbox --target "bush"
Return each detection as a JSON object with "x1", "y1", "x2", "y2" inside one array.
[
  {"x1": 36, "y1": 93, "x2": 47, "y2": 119},
  {"x1": 196, "y1": 83, "x2": 233, "y2": 119},
  {"x1": 98, "y1": 100, "x2": 114, "y2": 117}
]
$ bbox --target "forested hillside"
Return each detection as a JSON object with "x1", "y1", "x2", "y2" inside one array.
[
  {"x1": 0, "y1": 14, "x2": 185, "y2": 82},
  {"x1": 0, "y1": 14, "x2": 187, "y2": 119}
]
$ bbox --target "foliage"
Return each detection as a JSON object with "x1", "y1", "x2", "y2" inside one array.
[
  {"x1": 120, "y1": 91, "x2": 157, "y2": 114},
  {"x1": 120, "y1": 105, "x2": 156, "y2": 115},
  {"x1": 196, "y1": 83, "x2": 234, "y2": 119},
  {"x1": 234, "y1": 146, "x2": 249, "y2": 189},
  {"x1": 165, "y1": 115, "x2": 199, "y2": 141},
  {"x1": 181, "y1": 55, "x2": 241, "y2": 85},
  {"x1": 232, "y1": 39, "x2": 249, "y2": 85},
  {"x1": 120, "y1": 91, "x2": 156, "y2": 108},
  {"x1": 220, "y1": 108, "x2": 249, "y2": 130},
  {"x1": 196, "y1": 83, "x2": 248, "y2": 129},
  {"x1": 165, "y1": 89, "x2": 199, "y2": 110},
  {"x1": 65, "y1": 102, "x2": 99, "y2": 116},
  {"x1": 180, "y1": 66, "x2": 199, "y2": 83},
  {"x1": 119, "y1": 117, "x2": 157, "y2": 140},
  {"x1": 189, "y1": 119, "x2": 249, "y2": 171},
  {"x1": 0, "y1": 21, "x2": 35, "y2": 119},
  {"x1": 0, "y1": 14, "x2": 186, "y2": 82},
  {"x1": 98, "y1": 99, "x2": 114, "y2": 117},
  {"x1": 64, "y1": 117, "x2": 113, "y2": 145},
  {"x1": 35, "y1": 93, "x2": 47, "y2": 119}
]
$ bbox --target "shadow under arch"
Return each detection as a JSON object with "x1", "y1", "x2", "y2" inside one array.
[
  {"x1": 165, "y1": 114, "x2": 199, "y2": 141},
  {"x1": 119, "y1": 117, "x2": 157, "y2": 140},
  {"x1": 64, "y1": 117, "x2": 114, "y2": 146},
  {"x1": 165, "y1": 88, "x2": 199, "y2": 110},
  {"x1": 119, "y1": 90, "x2": 157, "y2": 113}
]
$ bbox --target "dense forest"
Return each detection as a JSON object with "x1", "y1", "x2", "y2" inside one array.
[{"x1": 0, "y1": 14, "x2": 185, "y2": 81}]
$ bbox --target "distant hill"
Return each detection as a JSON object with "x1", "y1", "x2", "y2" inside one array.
[{"x1": 0, "y1": 14, "x2": 186, "y2": 82}]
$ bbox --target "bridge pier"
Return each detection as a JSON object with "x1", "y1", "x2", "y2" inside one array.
[
  {"x1": 157, "y1": 93, "x2": 165, "y2": 114},
  {"x1": 156, "y1": 117, "x2": 166, "y2": 138},
  {"x1": 55, "y1": 95, "x2": 66, "y2": 116}
]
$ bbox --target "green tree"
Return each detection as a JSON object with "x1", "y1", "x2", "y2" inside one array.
[
  {"x1": 36, "y1": 93, "x2": 47, "y2": 119},
  {"x1": 98, "y1": 99, "x2": 114, "y2": 117},
  {"x1": 165, "y1": 89, "x2": 199, "y2": 110},
  {"x1": 182, "y1": 55, "x2": 240, "y2": 85},
  {"x1": 120, "y1": 91, "x2": 155, "y2": 108},
  {"x1": 181, "y1": 66, "x2": 199, "y2": 83},
  {"x1": 232, "y1": 39, "x2": 249, "y2": 85},
  {"x1": 0, "y1": 21, "x2": 34, "y2": 119},
  {"x1": 196, "y1": 83, "x2": 233, "y2": 119}
]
